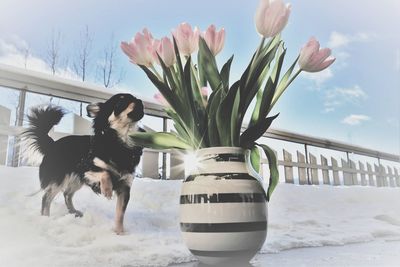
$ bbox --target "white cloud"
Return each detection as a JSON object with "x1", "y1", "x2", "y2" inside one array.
[
  {"x1": 328, "y1": 31, "x2": 375, "y2": 49},
  {"x1": 324, "y1": 85, "x2": 367, "y2": 112},
  {"x1": 302, "y1": 68, "x2": 334, "y2": 88},
  {"x1": 0, "y1": 36, "x2": 77, "y2": 80},
  {"x1": 341, "y1": 114, "x2": 371, "y2": 125},
  {"x1": 327, "y1": 31, "x2": 375, "y2": 70}
]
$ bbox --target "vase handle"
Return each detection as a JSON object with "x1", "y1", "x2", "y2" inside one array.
[{"x1": 244, "y1": 149, "x2": 268, "y2": 200}]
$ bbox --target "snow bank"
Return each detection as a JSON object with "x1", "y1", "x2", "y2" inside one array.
[{"x1": 1, "y1": 166, "x2": 400, "y2": 266}]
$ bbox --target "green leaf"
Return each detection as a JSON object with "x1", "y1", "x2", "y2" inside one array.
[
  {"x1": 240, "y1": 41, "x2": 280, "y2": 115},
  {"x1": 172, "y1": 37, "x2": 185, "y2": 82},
  {"x1": 198, "y1": 37, "x2": 223, "y2": 92},
  {"x1": 257, "y1": 143, "x2": 279, "y2": 201},
  {"x1": 230, "y1": 86, "x2": 241, "y2": 146},
  {"x1": 249, "y1": 89, "x2": 263, "y2": 128},
  {"x1": 254, "y1": 47, "x2": 286, "y2": 122},
  {"x1": 207, "y1": 89, "x2": 223, "y2": 146},
  {"x1": 156, "y1": 54, "x2": 179, "y2": 94},
  {"x1": 220, "y1": 55, "x2": 234, "y2": 90},
  {"x1": 166, "y1": 109, "x2": 192, "y2": 143},
  {"x1": 250, "y1": 146, "x2": 261, "y2": 173},
  {"x1": 129, "y1": 132, "x2": 192, "y2": 150},
  {"x1": 240, "y1": 113, "x2": 279, "y2": 148},
  {"x1": 139, "y1": 65, "x2": 179, "y2": 113},
  {"x1": 216, "y1": 81, "x2": 240, "y2": 146},
  {"x1": 271, "y1": 55, "x2": 299, "y2": 109}
]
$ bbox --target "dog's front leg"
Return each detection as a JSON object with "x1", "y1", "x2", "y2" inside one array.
[
  {"x1": 115, "y1": 185, "x2": 130, "y2": 234},
  {"x1": 114, "y1": 174, "x2": 133, "y2": 235}
]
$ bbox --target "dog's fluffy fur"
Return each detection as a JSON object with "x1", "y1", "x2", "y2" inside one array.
[{"x1": 23, "y1": 93, "x2": 144, "y2": 234}]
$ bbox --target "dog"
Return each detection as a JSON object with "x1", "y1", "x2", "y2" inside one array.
[{"x1": 23, "y1": 93, "x2": 144, "y2": 234}]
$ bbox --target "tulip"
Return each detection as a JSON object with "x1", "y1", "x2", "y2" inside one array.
[
  {"x1": 172, "y1": 23, "x2": 200, "y2": 56},
  {"x1": 154, "y1": 93, "x2": 170, "y2": 107},
  {"x1": 153, "y1": 37, "x2": 176, "y2": 67},
  {"x1": 203, "y1": 25, "x2": 225, "y2": 56},
  {"x1": 200, "y1": 87, "x2": 209, "y2": 106},
  {"x1": 298, "y1": 37, "x2": 336, "y2": 72},
  {"x1": 121, "y1": 28, "x2": 155, "y2": 67},
  {"x1": 254, "y1": 0, "x2": 291, "y2": 38}
]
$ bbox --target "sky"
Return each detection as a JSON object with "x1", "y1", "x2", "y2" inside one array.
[{"x1": 0, "y1": 0, "x2": 399, "y2": 154}]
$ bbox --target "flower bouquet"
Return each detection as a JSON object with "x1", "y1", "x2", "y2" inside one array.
[{"x1": 122, "y1": 0, "x2": 334, "y2": 263}]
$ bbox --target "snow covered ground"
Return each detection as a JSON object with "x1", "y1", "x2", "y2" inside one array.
[{"x1": 1, "y1": 166, "x2": 400, "y2": 267}]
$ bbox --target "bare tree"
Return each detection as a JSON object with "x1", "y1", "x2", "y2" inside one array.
[
  {"x1": 97, "y1": 34, "x2": 124, "y2": 88},
  {"x1": 72, "y1": 26, "x2": 93, "y2": 116},
  {"x1": 22, "y1": 46, "x2": 30, "y2": 69},
  {"x1": 45, "y1": 30, "x2": 62, "y2": 75},
  {"x1": 73, "y1": 25, "x2": 93, "y2": 82}
]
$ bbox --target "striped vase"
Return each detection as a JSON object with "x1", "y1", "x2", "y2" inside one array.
[{"x1": 180, "y1": 147, "x2": 268, "y2": 265}]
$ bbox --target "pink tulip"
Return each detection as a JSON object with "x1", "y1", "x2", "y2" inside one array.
[
  {"x1": 203, "y1": 25, "x2": 225, "y2": 56},
  {"x1": 121, "y1": 28, "x2": 156, "y2": 67},
  {"x1": 153, "y1": 37, "x2": 176, "y2": 67},
  {"x1": 298, "y1": 37, "x2": 336, "y2": 72},
  {"x1": 154, "y1": 93, "x2": 170, "y2": 107},
  {"x1": 172, "y1": 23, "x2": 200, "y2": 56},
  {"x1": 254, "y1": 0, "x2": 291, "y2": 38},
  {"x1": 200, "y1": 87, "x2": 209, "y2": 98}
]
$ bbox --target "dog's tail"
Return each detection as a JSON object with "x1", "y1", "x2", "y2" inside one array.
[{"x1": 22, "y1": 106, "x2": 65, "y2": 155}]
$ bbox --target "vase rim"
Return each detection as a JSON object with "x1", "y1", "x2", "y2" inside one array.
[{"x1": 194, "y1": 146, "x2": 246, "y2": 155}]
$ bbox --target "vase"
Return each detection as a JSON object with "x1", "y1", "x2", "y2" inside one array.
[{"x1": 179, "y1": 146, "x2": 268, "y2": 265}]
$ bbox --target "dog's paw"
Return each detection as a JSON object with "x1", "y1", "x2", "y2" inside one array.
[
  {"x1": 114, "y1": 226, "x2": 125, "y2": 235},
  {"x1": 74, "y1": 210, "x2": 84, "y2": 217}
]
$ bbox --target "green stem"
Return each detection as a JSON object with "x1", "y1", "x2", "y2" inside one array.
[
  {"x1": 255, "y1": 37, "x2": 266, "y2": 58},
  {"x1": 270, "y1": 69, "x2": 302, "y2": 110},
  {"x1": 150, "y1": 65, "x2": 163, "y2": 81}
]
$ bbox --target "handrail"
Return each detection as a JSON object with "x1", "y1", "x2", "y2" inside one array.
[{"x1": 0, "y1": 63, "x2": 399, "y2": 163}]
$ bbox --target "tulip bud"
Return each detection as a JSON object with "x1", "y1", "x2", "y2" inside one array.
[
  {"x1": 203, "y1": 25, "x2": 225, "y2": 56},
  {"x1": 121, "y1": 28, "x2": 156, "y2": 67},
  {"x1": 298, "y1": 37, "x2": 336, "y2": 72},
  {"x1": 154, "y1": 37, "x2": 176, "y2": 67},
  {"x1": 172, "y1": 23, "x2": 200, "y2": 56},
  {"x1": 154, "y1": 93, "x2": 170, "y2": 107},
  {"x1": 254, "y1": 0, "x2": 291, "y2": 38}
]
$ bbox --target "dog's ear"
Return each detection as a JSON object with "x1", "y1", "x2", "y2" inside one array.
[{"x1": 87, "y1": 103, "x2": 103, "y2": 118}]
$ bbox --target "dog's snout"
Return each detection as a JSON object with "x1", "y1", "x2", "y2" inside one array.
[{"x1": 129, "y1": 100, "x2": 144, "y2": 122}]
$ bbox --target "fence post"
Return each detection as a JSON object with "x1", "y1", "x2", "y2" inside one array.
[
  {"x1": 394, "y1": 168, "x2": 400, "y2": 187},
  {"x1": 304, "y1": 144, "x2": 311, "y2": 184},
  {"x1": 331, "y1": 157, "x2": 340, "y2": 185},
  {"x1": 297, "y1": 151, "x2": 307, "y2": 185},
  {"x1": 374, "y1": 164, "x2": 381, "y2": 187},
  {"x1": 170, "y1": 152, "x2": 185, "y2": 180},
  {"x1": 349, "y1": 159, "x2": 358, "y2": 185},
  {"x1": 380, "y1": 164, "x2": 388, "y2": 187},
  {"x1": 283, "y1": 149, "x2": 294, "y2": 184},
  {"x1": 72, "y1": 114, "x2": 92, "y2": 135},
  {"x1": 309, "y1": 153, "x2": 319, "y2": 185},
  {"x1": 0, "y1": 105, "x2": 11, "y2": 165},
  {"x1": 387, "y1": 166, "x2": 395, "y2": 187},
  {"x1": 359, "y1": 161, "x2": 367, "y2": 186},
  {"x1": 320, "y1": 155, "x2": 330, "y2": 185},
  {"x1": 342, "y1": 159, "x2": 352, "y2": 185},
  {"x1": 367, "y1": 163, "x2": 375, "y2": 186},
  {"x1": 161, "y1": 118, "x2": 168, "y2": 179},
  {"x1": 11, "y1": 89, "x2": 26, "y2": 167},
  {"x1": 142, "y1": 150, "x2": 160, "y2": 179}
]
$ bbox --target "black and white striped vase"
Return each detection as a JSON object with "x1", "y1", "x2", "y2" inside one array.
[{"x1": 180, "y1": 147, "x2": 268, "y2": 265}]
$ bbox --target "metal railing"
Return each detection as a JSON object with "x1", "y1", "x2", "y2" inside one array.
[{"x1": 0, "y1": 63, "x2": 399, "y2": 184}]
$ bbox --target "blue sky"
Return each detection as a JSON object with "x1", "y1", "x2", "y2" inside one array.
[{"x1": 0, "y1": 0, "x2": 399, "y2": 154}]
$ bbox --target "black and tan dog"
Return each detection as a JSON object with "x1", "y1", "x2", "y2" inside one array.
[{"x1": 24, "y1": 93, "x2": 144, "y2": 234}]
